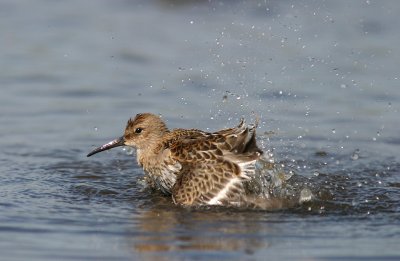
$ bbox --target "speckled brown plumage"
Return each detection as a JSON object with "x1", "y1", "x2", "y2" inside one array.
[{"x1": 87, "y1": 113, "x2": 264, "y2": 207}]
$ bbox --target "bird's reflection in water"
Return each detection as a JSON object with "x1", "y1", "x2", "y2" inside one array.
[{"x1": 128, "y1": 196, "x2": 279, "y2": 259}]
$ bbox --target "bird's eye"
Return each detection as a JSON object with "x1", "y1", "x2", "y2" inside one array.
[{"x1": 135, "y1": 128, "x2": 143, "y2": 134}]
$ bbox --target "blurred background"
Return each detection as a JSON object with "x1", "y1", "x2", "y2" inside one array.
[{"x1": 0, "y1": 0, "x2": 399, "y2": 260}]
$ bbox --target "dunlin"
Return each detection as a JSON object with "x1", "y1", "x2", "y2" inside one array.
[{"x1": 87, "y1": 113, "x2": 266, "y2": 207}]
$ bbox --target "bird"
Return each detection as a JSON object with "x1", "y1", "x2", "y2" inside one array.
[{"x1": 87, "y1": 113, "x2": 267, "y2": 207}]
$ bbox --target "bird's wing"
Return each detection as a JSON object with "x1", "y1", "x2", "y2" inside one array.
[
  {"x1": 161, "y1": 119, "x2": 262, "y2": 206},
  {"x1": 167, "y1": 137, "x2": 258, "y2": 206},
  {"x1": 213, "y1": 118, "x2": 262, "y2": 154},
  {"x1": 171, "y1": 160, "x2": 251, "y2": 206}
]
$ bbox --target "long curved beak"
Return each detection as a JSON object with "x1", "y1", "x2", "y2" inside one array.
[{"x1": 87, "y1": 136, "x2": 125, "y2": 157}]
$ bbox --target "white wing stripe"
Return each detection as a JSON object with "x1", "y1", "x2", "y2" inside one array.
[{"x1": 207, "y1": 177, "x2": 240, "y2": 205}]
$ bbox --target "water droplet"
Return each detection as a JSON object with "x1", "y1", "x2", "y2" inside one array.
[
  {"x1": 299, "y1": 188, "x2": 313, "y2": 203},
  {"x1": 123, "y1": 147, "x2": 134, "y2": 155},
  {"x1": 331, "y1": 129, "x2": 336, "y2": 134},
  {"x1": 94, "y1": 127, "x2": 98, "y2": 132},
  {"x1": 351, "y1": 149, "x2": 359, "y2": 160},
  {"x1": 190, "y1": 20, "x2": 194, "y2": 24}
]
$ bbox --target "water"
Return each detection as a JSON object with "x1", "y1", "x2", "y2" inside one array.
[{"x1": 1, "y1": 0, "x2": 399, "y2": 260}]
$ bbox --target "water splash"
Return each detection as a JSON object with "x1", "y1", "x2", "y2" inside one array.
[{"x1": 248, "y1": 154, "x2": 295, "y2": 199}]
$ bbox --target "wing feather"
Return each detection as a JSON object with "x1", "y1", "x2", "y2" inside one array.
[{"x1": 163, "y1": 119, "x2": 262, "y2": 206}]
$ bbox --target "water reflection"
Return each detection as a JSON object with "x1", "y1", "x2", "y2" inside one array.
[{"x1": 129, "y1": 200, "x2": 275, "y2": 259}]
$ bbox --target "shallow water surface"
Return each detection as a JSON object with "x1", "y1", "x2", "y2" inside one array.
[{"x1": 1, "y1": 0, "x2": 400, "y2": 260}]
